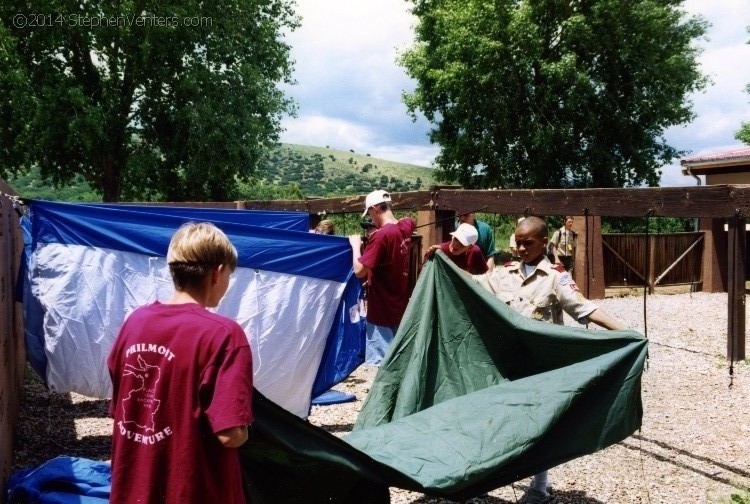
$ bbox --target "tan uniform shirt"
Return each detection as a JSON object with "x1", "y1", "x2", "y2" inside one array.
[
  {"x1": 551, "y1": 227, "x2": 577, "y2": 258},
  {"x1": 472, "y1": 258, "x2": 597, "y2": 325}
]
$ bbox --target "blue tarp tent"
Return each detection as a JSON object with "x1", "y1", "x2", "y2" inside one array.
[{"x1": 21, "y1": 201, "x2": 364, "y2": 417}]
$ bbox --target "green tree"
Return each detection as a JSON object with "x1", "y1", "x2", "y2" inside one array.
[
  {"x1": 736, "y1": 27, "x2": 750, "y2": 145},
  {"x1": 0, "y1": 1, "x2": 298, "y2": 202},
  {"x1": 235, "y1": 179, "x2": 304, "y2": 200},
  {"x1": 401, "y1": 0, "x2": 709, "y2": 189}
]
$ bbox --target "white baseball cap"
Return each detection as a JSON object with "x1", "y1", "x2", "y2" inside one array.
[
  {"x1": 362, "y1": 189, "x2": 391, "y2": 216},
  {"x1": 450, "y1": 223, "x2": 479, "y2": 246}
]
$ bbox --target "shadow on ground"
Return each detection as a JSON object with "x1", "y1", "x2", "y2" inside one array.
[
  {"x1": 410, "y1": 488, "x2": 605, "y2": 504},
  {"x1": 12, "y1": 367, "x2": 111, "y2": 473}
]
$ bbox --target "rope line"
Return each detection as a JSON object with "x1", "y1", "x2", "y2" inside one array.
[
  {"x1": 642, "y1": 210, "x2": 653, "y2": 370},
  {"x1": 0, "y1": 192, "x2": 28, "y2": 217},
  {"x1": 643, "y1": 210, "x2": 653, "y2": 340},
  {"x1": 583, "y1": 208, "x2": 590, "y2": 329},
  {"x1": 637, "y1": 429, "x2": 653, "y2": 504},
  {"x1": 583, "y1": 209, "x2": 590, "y2": 291}
]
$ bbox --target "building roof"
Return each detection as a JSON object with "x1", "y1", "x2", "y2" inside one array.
[{"x1": 680, "y1": 147, "x2": 750, "y2": 176}]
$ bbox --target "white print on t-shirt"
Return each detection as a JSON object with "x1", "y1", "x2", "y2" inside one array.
[
  {"x1": 121, "y1": 354, "x2": 163, "y2": 433},
  {"x1": 399, "y1": 237, "x2": 412, "y2": 276},
  {"x1": 125, "y1": 342, "x2": 176, "y2": 361},
  {"x1": 116, "y1": 420, "x2": 173, "y2": 445}
]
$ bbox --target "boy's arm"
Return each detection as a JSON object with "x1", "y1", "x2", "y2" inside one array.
[
  {"x1": 550, "y1": 230, "x2": 561, "y2": 263},
  {"x1": 486, "y1": 255, "x2": 495, "y2": 271},
  {"x1": 587, "y1": 308, "x2": 626, "y2": 330},
  {"x1": 349, "y1": 235, "x2": 371, "y2": 278},
  {"x1": 554, "y1": 270, "x2": 624, "y2": 329},
  {"x1": 216, "y1": 425, "x2": 248, "y2": 448}
]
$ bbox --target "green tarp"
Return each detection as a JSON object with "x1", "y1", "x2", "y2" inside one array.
[{"x1": 241, "y1": 252, "x2": 648, "y2": 502}]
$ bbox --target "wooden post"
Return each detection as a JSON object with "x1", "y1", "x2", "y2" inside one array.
[
  {"x1": 573, "y1": 215, "x2": 605, "y2": 299},
  {"x1": 416, "y1": 209, "x2": 455, "y2": 249},
  {"x1": 727, "y1": 216, "x2": 746, "y2": 361},
  {"x1": 648, "y1": 234, "x2": 657, "y2": 294},
  {"x1": 0, "y1": 181, "x2": 26, "y2": 498},
  {"x1": 699, "y1": 217, "x2": 728, "y2": 293}
]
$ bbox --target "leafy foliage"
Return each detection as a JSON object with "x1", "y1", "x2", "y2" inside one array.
[
  {"x1": 235, "y1": 179, "x2": 304, "y2": 201},
  {"x1": 0, "y1": 0, "x2": 298, "y2": 201},
  {"x1": 601, "y1": 216, "x2": 695, "y2": 233},
  {"x1": 6, "y1": 166, "x2": 100, "y2": 202},
  {"x1": 738, "y1": 121, "x2": 750, "y2": 145},
  {"x1": 401, "y1": 0, "x2": 709, "y2": 189}
]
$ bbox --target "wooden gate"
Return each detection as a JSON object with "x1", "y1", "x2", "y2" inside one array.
[{"x1": 602, "y1": 232, "x2": 704, "y2": 292}]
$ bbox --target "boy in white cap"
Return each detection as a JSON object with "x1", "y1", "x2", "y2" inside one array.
[
  {"x1": 349, "y1": 190, "x2": 416, "y2": 365},
  {"x1": 424, "y1": 222, "x2": 488, "y2": 274},
  {"x1": 458, "y1": 212, "x2": 497, "y2": 270}
]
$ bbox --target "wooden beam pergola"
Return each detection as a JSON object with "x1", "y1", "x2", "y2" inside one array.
[
  {"x1": 240, "y1": 185, "x2": 750, "y2": 361},
  {"x1": 241, "y1": 185, "x2": 750, "y2": 218}
]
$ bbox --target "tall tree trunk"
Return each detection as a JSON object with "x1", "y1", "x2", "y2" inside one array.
[{"x1": 101, "y1": 159, "x2": 122, "y2": 202}]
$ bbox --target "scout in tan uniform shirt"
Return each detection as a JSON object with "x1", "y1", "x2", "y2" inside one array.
[
  {"x1": 473, "y1": 256, "x2": 595, "y2": 324},
  {"x1": 470, "y1": 215, "x2": 624, "y2": 504},
  {"x1": 549, "y1": 216, "x2": 577, "y2": 273}
]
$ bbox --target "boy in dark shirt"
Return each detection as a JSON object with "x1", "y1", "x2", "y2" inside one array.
[
  {"x1": 108, "y1": 222, "x2": 253, "y2": 504},
  {"x1": 424, "y1": 222, "x2": 488, "y2": 274}
]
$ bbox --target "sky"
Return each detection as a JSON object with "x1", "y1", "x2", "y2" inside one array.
[{"x1": 279, "y1": 0, "x2": 750, "y2": 187}]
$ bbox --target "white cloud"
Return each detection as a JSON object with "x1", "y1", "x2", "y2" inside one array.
[
  {"x1": 281, "y1": 115, "x2": 376, "y2": 149},
  {"x1": 280, "y1": 0, "x2": 424, "y2": 159},
  {"x1": 281, "y1": 0, "x2": 750, "y2": 182},
  {"x1": 281, "y1": 114, "x2": 439, "y2": 167},
  {"x1": 366, "y1": 145, "x2": 439, "y2": 168},
  {"x1": 660, "y1": 1, "x2": 750, "y2": 186}
]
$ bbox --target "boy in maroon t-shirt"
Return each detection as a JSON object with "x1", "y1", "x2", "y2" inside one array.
[
  {"x1": 349, "y1": 189, "x2": 416, "y2": 365},
  {"x1": 108, "y1": 222, "x2": 253, "y2": 504},
  {"x1": 424, "y1": 222, "x2": 488, "y2": 275}
]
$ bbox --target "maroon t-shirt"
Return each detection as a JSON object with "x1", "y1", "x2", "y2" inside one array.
[
  {"x1": 359, "y1": 217, "x2": 416, "y2": 327},
  {"x1": 439, "y1": 242, "x2": 489, "y2": 274},
  {"x1": 108, "y1": 302, "x2": 253, "y2": 504}
]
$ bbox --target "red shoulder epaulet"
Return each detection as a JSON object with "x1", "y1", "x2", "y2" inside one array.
[
  {"x1": 552, "y1": 263, "x2": 566, "y2": 273},
  {"x1": 504, "y1": 261, "x2": 514, "y2": 267}
]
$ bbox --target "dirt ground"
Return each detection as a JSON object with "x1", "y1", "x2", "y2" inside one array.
[{"x1": 11, "y1": 291, "x2": 750, "y2": 504}]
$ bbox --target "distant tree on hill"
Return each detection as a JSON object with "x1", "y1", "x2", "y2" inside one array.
[
  {"x1": 0, "y1": 0, "x2": 299, "y2": 201},
  {"x1": 401, "y1": 0, "x2": 709, "y2": 188},
  {"x1": 236, "y1": 179, "x2": 304, "y2": 200}
]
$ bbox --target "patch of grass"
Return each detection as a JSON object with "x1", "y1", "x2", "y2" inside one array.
[{"x1": 715, "y1": 490, "x2": 750, "y2": 504}]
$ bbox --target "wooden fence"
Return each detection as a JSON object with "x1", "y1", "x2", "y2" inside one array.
[
  {"x1": 602, "y1": 232, "x2": 705, "y2": 290},
  {"x1": 0, "y1": 181, "x2": 25, "y2": 498}
]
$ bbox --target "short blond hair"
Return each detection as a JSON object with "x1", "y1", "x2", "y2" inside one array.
[
  {"x1": 167, "y1": 222, "x2": 238, "y2": 290},
  {"x1": 314, "y1": 219, "x2": 336, "y2": 235}
]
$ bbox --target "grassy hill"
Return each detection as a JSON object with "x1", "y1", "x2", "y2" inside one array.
[
  {"x1": 4, "y1": 144, "x2": 439, "y2": 201},
  {"x1": 259, "y1": 144, "x2": 438, "y2": 197}
]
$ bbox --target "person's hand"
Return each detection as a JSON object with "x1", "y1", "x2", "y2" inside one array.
[
  {"x1": 424, "y1": 244, "x2": 440, "y2": 259},
  {"x1": 349, "y1": 235, "x2": 362, "y2": 250}
]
